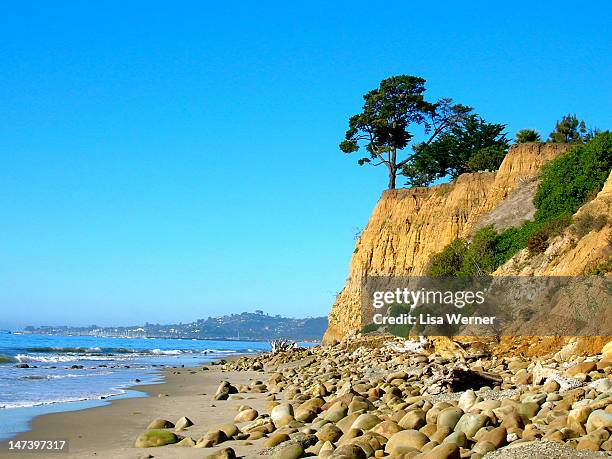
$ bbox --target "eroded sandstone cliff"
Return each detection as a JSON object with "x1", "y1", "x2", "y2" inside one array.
[{"x1": 323, "y1": 143, "x2": 574, "y2": 344}]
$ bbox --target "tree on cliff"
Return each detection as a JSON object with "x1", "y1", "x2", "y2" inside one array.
[
  {"x1": 339, "y1": 75, "x2": 471, "y2": 189},
  {"x1": 404, "y1": 114, "x2": 509, "y2": 185},
  {"x1": 516, "y1": 129, "x2": 541, "y2": 143},
  {"x1": 549, "y1": 114, "x2": 589, "y2": 143}
]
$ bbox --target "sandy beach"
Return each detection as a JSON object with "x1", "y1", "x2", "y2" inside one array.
[
  {"x1": 0, "y1": 364, "x2": 268, "y2": 459},
  {"x1": 1, "y1": 337, "x2": 611, "y2": 459}
]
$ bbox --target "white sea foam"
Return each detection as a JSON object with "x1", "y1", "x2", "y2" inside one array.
[
  {"x1": 0, "y1": 390, "x2": 125, "y2": 409},
  {"x1": 18, "y1": 372, "x2": 109, "y2": 381},
  {"x1": 150, "y1": 349, "x2": 182, "y2": 355},
  {"x1": 15, "y1": 354, "x2": 129, "y2": 363}
]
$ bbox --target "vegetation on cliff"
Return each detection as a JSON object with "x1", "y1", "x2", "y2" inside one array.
[
  {"x1": 548, "y1": 113, "x2": 596, "y2": 143},
  {"x1": 427, "y1": 132, "x2": 612, "y2": 276},
  {"x1": 339, "y1": 75, "x2": 507, "y2": 189},
  {"x1": 515, "y1": 128, "x2": 541, "y2": 143},
  {"x1": 405, "y1": 114, "x2": 509, "y2": 186}
]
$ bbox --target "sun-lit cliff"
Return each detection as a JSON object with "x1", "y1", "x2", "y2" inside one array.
[{"x1": 322, "y1": 142, "x2": 591, "y2": 344}]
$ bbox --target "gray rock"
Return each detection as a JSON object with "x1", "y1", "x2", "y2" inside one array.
[{"x1": 454, "y1": 413, "x2": 488, "y2": 438}]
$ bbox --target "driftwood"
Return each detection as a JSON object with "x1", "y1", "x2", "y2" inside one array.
[
  {"x1": 385, "y1": 337, "x2": 427, "y2": 353},
  {"x1": 269, "y1": 338, "x2": 297, "y2": 354},
  {"x1": 410, "y1": 360, "x2": 503, "y2": 395}
]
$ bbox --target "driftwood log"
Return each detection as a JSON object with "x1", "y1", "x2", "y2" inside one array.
[
  {"x1": 405, "y1": 360, "x2": 503, "y2": 395},
  {"x1": 269, "y1": 338, "x2": 297, "y2": 354}
]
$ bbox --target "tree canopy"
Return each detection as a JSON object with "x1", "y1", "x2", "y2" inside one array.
[
  {"x1": 516, "y1": 129, "x2": 541, "y2": 143},
  {"x1": 549, "y1": 114, "x2": 588, "y2": 143},
  {"x1": 340, "y1": 75, "x2": 471, "y2": 189},
  {"x1": 403, "y1": 115, "x2": 509, "y2": 186}
]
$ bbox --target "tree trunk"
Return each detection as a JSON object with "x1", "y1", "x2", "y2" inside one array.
[{"x1": 388, "y1": 166, "x2": 397, "y2": 189}]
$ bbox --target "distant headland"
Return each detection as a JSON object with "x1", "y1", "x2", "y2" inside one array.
[{"x1": 20, "y1": 311, "x2": 327, "y2": 342}]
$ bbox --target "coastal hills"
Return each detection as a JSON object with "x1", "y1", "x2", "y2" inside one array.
[{"x1": 23, "y1": 311, "x2": 327, "y2": 341}]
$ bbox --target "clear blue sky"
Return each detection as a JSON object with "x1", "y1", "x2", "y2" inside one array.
[{"x1": 1, "y1": 1, "x2": 610, "y2": 329}]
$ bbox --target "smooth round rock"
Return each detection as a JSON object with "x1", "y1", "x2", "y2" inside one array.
[
  {"x1": 385, "y1": 429, "x2": 429, "y2": 454},
  {"x1": 147, "y1": 418, "x2": 174, "y2": 429},
  {"x1": 135, "y1": 429, "x2": 179, "y2": 448},
  {"x1": 437, "y1": 408, "x2": 464, "y2": 430}
]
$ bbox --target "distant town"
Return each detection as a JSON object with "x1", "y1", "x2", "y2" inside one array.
[{"x1": 21, "y1": 311, "x2": 327, "y2": 341}]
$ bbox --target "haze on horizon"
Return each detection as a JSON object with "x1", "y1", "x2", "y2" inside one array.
[{"x1": 1, "y1": 1, "x2": 611, "y2": 329}]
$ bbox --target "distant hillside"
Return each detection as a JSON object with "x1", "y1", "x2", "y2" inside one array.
[{"x1": 24, "y1": 311, "x2": 327, "y2": 341}]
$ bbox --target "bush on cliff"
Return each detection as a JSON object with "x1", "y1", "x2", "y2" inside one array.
[
  {"x1": 427, "y1": 132, "x2": 612, "y2": 274},
  {"x1": 427, "y1": 226, "x2": 498, "y2": 276},
  {"x1": 515, "y1": 129, "x2": 541, "y2": 143},
  {"x1": 534, "y1": 132, "x2": 612, "y2": 222},
  {"x1": 427, "y1": 239, "x2": 467, "y2": 276}
]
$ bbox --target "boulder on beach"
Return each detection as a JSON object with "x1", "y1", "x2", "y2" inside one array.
[
  {"x1": 263, "y1": 432, "x2": 291, "y2": 447},
  {"x1": 174, "y1": 416, "x2": 194, "y2": 430},
  {"x1": 216, "y1": 423, "x2": 239, "y2": 438},
  {"x1": 586, "y1": 410, "x2": 612, "y2": 433},
  {"x1": 213, "y1": 380, "x2": 238, "y2": 400},
  {"x1": 438, "y1": 407, "x2": 465, "y2": 429},
  {"x1": 271, "y1": 403, "x2": 295, "y2": 427},
  {"x1": 204, "y1": 447, "x2": 237, "y2": 459},
  {"x1": 453, "y1": 413, "x2": 488, "y2": 438},
  {"x1": 176, "y1": 436, "x2": 196, "y2": 446},
  {"x1": 317, "y1": 423, "x2": 344, "y2": 442},
  {"x1": 234, "y1": 408, "x2": 258, "y2": 423},
  {"x1": 196, "y1": 429, "x2": 228, "y2": 447},
  {"x1": 146, "y1": 418, "x2": 175, "y2": 429},
  {"x1": 270, "y1": 442, "x2": 304, "y2": 459},
  {"x1": 385, "y1": 429, "x2": 429, "y2": 454},
  {"x1": 418, "y1": 442, "x2": 460, "y2": 459},
  {"x1": 134, "y1": 429, "x2": 179, "y2": 448},
  {"x1": 330, "y1": 444, "x2": 367, "y2": 459},
  {"x1": 602, "y1": 340, "x2": 612, "y2": 360}
]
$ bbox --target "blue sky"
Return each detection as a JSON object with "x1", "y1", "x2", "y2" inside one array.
[{"x1": 1, "y1": 1, "x2": 610, "y2": 328}]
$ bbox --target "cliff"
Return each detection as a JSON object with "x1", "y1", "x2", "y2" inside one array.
[{"x1": 323, "y1": 143, "x2": 573, "y2": 344}]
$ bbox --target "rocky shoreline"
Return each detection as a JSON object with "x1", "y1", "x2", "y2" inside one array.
[{"x1": 131, "y1": 336, "x2": 612, "y2": 458}]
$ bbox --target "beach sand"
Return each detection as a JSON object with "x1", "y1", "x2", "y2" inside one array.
[{"x1": 0, "y1": 366, "x2": 268, "y2": 458}]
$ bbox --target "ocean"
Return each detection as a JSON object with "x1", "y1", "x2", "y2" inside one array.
[{"x1": 0, "y1": 332, "x2": 270, "y2": 440}]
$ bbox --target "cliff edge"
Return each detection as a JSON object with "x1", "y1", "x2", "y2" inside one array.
[{"x1": 323, "y1": 142, "x2": 576, "y2": 344}]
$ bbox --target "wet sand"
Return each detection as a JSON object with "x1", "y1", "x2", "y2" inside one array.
[{"x1": 0, "y1": 366, "x2": 269, "y2": 458}]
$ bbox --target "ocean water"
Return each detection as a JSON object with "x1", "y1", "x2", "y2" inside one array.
[{"x1": 0, "y1": 333, "x2": 270, "y2": 440}]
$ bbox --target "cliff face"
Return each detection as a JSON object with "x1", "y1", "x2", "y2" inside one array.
[{"x1": 323, "y1": 143, "x2": 571, "y2": 344}]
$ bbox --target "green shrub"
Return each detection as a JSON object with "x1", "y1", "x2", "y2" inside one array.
[
  {"x1": 534, "y1": 132, "x2": 612, "y2": 222},
  {"x1": 465, "y1": 146, "x2": 507, "y2": 172},
  {"x1": 493, "y1": 221, "x2": 538, "y2": 266},
  {"x1": 427, "y1": 133, "x2": 611, "y2": 274},
  {"x1": 459, "y1": 226, "x2": 499, "y2": 275},
  {"x1": 427, "y1": 239, "x2": 467, "y2": 276},
  {"x1": 516, "y1": 129, "x2": 541, "y2": 143},
  {"x1": 427, "y1": 226, "x2": 498, "y2": 276}
]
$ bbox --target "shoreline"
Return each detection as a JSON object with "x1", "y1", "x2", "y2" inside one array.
[
  {"x1": 2, "y1": 337, "x2": 610, "y2": 458},
  {"x1": 0, "y1": 358, "x2": 269, "y2": 458}
]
